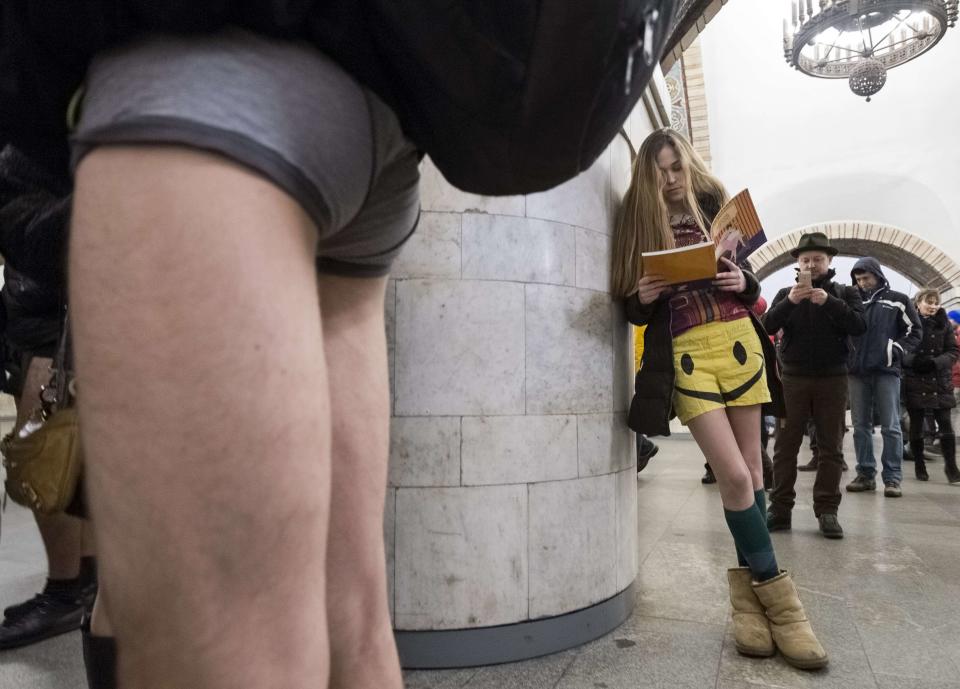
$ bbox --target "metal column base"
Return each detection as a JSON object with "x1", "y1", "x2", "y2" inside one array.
[{"x1": 396, "y1": 581, "x2": 637, "y2": 669}]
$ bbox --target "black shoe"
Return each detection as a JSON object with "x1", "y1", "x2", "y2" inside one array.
[
  {"x1": 767, "y1": 510, "x2": 792, "y2": 532},
  {"x1": 846, "y1": 475, "x2": 876, "y2": 492},
  {"x1": 0, "y1": 593, "x2": 85, "y2": 650},
  {"x1": 818, "y1": 513, "x2": 844, "y2": 539},
  {"x1": 701, "y1": 465, "x2": 717, "y2": 484},
  {"x1": 3, "y1": 593, "x2": 48, "y2": 622},
  {"x1": 915, "y1": 460, "x2": 929, "y2": 481},
  {"x1": 636, "y1": 437, "x2": 659, "y2": 473},
  {"x1": 797, "y1": 459, "x2": 818, "y2": 472},
  {"x1": 82, "y1": 615, "x2": 117, "y2": 689}
]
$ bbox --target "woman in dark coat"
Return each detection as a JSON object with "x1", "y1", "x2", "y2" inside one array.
[{"x1": 903, "y1": 288, "x2": 960, "y2": 483}]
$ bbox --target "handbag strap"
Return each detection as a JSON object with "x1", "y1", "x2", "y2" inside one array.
[{"x1": 40, "y1": 307, "x2": 73, "y2": 416}]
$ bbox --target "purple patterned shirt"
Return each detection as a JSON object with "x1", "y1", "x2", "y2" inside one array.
[{"x1": 667, "y1": 213, "x2": 749, "y2": 337}]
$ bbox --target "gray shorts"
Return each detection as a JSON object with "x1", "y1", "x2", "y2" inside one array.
[{"x1": 71, "y1": 28, "x2": 421, "y2": 277}]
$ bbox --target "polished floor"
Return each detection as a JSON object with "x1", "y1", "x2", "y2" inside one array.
[{"x1": 2, "y1": 433, "x2": 959, "y2": 688}]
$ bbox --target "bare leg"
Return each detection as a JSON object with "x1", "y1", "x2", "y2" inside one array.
[
  {"x1": 71, "y1": 146, "x2": 330, "y2": 689},
  {"x1": 319, "y1": 274, "x2": 402, "y2": 689},
  {"x1": 687, "y1": 409, "x2": 754, "y2": 510},
  {"x1": 14, "y1": 356, "x2": 83, "y2": 581},
  {"x1": 726, "y1": 405, "x2": 764, "y2": 492}
]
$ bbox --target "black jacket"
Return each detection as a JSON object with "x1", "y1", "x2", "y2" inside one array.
[
  {"x1": 902, "y1": 308, "x2": 958, "y2": 410},
  {"x1": 848, "y1": 257, "x2": 921, "y2": 377},
  {"x1": 762, "y1": 268, "x2": 865, "y2": 377},
  {"x1": 0, "y1": 144, "x2": 68, "y2": 390},
  {"x1": 623, "y1": 199, "x2": 784, "y2": 436}
]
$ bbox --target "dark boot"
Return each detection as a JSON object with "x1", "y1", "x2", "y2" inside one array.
[
  {"x1": 82, "y1": 615, "x2": 117, "y2": 689},
  {"x1": 702, "y1": 464, "x2": 717, "y2": 484},
  {"x1": 911, "y1": 440, "x2": 929, "y2": 481},
  {"x1": 942, "y1": 434, "x2": 960, "y2": 484}
]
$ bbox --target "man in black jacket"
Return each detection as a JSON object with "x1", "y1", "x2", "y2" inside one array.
[
  {"x1": 845, "y1": 257, "x2": 922, "y2": 497},
  {"x1": 763, "y1": 233, "x2": 866, "y2": 539}
]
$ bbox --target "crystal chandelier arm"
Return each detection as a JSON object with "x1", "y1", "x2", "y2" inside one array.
[
  {"x1": 816, "y1": 41, "x2": 863, "y2": 55},
  {"x1": 875, "y1": 34, "x2": 927, "y2": 54},
  {"x1": 858, "y1": 16, "x2": 870, "y2": 53},
  {"x1": 874, "y1": 10, "x2": 915, "y2": 47}
]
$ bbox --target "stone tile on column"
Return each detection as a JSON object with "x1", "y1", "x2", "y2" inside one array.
[
  {"x1": 389, "y1": 416, "x2": 461, "y2": 487},
  {"x1": 395, "y1": 280, "x2": 525, "y2": 416},
  {"x1": 529, "y1": 474, "x2": 617, "y2": 617},
  {"x1": 462, "y1": 214, "x2": 575, "y2": 286},
  {"x1": 612, "y1": 299, "x2": 633, "y2": 413},
  {"x1": 526, "y1": 148, "x2": 611, "y2": 234},
  {"x1": 461, "y1": 415, "x2": 577, "y2": 486},
  {"x1": 392, "y1": 212, "x2": 461, "y2": 279},
  {"x1": 574, "y1": 227, "x2": 611, "y2": 292},
  {"x1": 525, "y1": 284, "x2": 614, "y2": 415},
  {"x1": 384, "y1": 487, "x2": 396, "y2": 620},
  {"x1": 395, "y1": 486, "x2": 528, "y2": 629},
  {"x1": 578, "y1": 413, "x2": 632, "y2": 477},
  {"x1": 420, "y1": 157, "x2": 525, "y2": 216},
  {"x1": 615, "y1": 467, "x2": 639, "y2": 591}
]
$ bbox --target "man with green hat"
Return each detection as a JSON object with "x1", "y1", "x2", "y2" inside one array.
[{"x1": 762, "y1": 232, "x2": 866, "y2": 539}]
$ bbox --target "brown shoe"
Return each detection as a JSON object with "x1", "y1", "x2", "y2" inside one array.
[{"x1": 797, "y1": 459, "x2": 818, "y2": 472}]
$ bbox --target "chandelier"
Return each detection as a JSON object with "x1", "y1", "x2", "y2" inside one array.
[{"x1": 783, "y1": 0, "x2": 958, "y2": 101}]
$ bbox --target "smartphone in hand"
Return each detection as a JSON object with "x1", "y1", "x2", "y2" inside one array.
[{"x1": 797, "y1": 270, "x2": 812, "y2": 289}]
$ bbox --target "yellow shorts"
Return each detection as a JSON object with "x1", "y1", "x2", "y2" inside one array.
[{"x1": 671, "y1": 317, "x2": 771, "y2": 425}]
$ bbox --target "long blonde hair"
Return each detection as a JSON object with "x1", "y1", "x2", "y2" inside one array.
[{"x1": 611, "y1": 128, "x2": 728, "y2": 297}]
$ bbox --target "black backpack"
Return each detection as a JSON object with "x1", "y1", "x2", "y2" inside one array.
[
  {"x1": 356, "y1": 0, "x2": 676, "y2": 195},
  {"x1": 1, "y1": 0, "x2": 675, "y2": 195}
]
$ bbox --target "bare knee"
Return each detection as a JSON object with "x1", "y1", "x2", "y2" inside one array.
[{"x1": 715, "y1": 463, "x2": 754, "y2": 509}]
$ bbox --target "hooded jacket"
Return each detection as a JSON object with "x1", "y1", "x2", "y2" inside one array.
[
  {"x1": 763, "y1": 267, "x2": 865, "y2": 377},
  {"x1": 848, "y1": 257, "x2": 921, "y2": 377}
]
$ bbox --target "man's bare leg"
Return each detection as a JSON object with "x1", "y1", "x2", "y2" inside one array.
[
  {"x1": 71, "y1": 146, "x2": 331, "y2": 689},
  {"x1": 319, "y1": 274, "x2": 402, "y2": 689}
]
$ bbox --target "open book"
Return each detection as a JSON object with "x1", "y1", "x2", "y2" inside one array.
[{"x1": 640, "y1": 189, "x2": 766, "y2": 289}]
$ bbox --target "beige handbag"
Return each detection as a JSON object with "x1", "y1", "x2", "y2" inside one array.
[{"x1": 1, "y1": 314, "x2": 82, "y2": 515}]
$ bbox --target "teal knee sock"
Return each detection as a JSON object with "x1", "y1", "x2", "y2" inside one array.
[
  {"x1": 726, "y1": 498, "x2": 779, "y2": 581},
  {"x1": 735, "y1": 490, "x2": 769, "y2": 569}
]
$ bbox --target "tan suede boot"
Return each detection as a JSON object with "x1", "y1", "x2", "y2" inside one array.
[
  {"x1": 727, "y1": 568, "x2": 774, "y2": 657},
  {"x1": 752, "y1": 572, "x2": 828, "y2": 670}
]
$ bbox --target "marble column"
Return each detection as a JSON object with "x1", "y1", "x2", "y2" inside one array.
[{"x1": 384, "y1": 109, "x2": 656, "y2": 667}]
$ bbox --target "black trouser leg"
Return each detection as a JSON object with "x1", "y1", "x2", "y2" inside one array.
[
  {"x1": 908, "y1": 408, "x2": 929, "y2": 479},
  {"x1": 810, "y1": 376, "x2": 848, "y2": 516},
  {"x1": 934, "y1": 409, "x2": 959, "y2": 481},
  {"x1": 770, "y1": 375, "x2": 811, "y2": 516}
]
